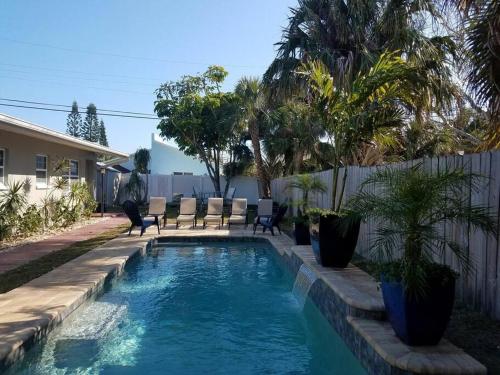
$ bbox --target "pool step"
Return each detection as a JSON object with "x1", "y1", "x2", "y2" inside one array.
[
  {"x1": 58, "y1": 301, "x2": 127, "y2": 339},
  {"x1": 348, "y1": 317, "x2": 487, "y2": 375}
]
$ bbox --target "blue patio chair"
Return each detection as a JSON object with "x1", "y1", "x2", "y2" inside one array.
[
  {"x1": 122, "y1": 200, "x2": 155, "y2": 236},
  {"x1": 253, "y1": 204, "x2": 288, "y2": 236}
]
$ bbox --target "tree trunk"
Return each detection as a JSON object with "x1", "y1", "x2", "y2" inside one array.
[{"x1": 249, "y1": 120, "x2": 270, "y2": 197}]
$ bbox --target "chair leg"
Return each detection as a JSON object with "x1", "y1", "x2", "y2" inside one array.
[
  {"x1": 140, "y1": 226, "x2": 145, "y2": 236},
  {"x1": 128, "y1": 224, "x2": 133, "y2": 236},
  {"x1": 154, "y1": 216, "x2": 160, "y2": 234},
  {"x1": 270, "y1": 226, "x2": 275, "y2": 236},
  {"x1": 276, "y1": 224, "x2": 281, "y2": 235},
  {"x1": 176, "y1": 221, "x2": 179, "y2": 229},
  {"x1": 253, "y1": 223, "x2": 257, "y2": 234}
]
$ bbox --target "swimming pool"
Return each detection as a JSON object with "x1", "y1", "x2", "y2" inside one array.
[{"x1": 6, "y1": 242, "x2": 366, "y2": 374}]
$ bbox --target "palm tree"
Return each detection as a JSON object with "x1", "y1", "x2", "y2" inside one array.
[
  {"x1": 286, "y1": 174, "x2": 327, "y2": 217},
  {"x1": 133, "y1": 148, "x2": 151, "y2": 203},
  {"x1": 263, "y1": 99, "x2": 330, "y2": 174},
  {"x1": 235, "y1": 77, "x2": 270, "y2": 197},
  {"x1": 347, "y1": 163, "x2": 497, "y2": 295},
  {"x1": 304, "y1": 51, "x2": 431, "y2": 211},
  {"x1": 457, "y1": 0, "x2": 500, "y2": 149},
  {"x1": 263, "y1": 0, "x2": 448, "y2": 92}
]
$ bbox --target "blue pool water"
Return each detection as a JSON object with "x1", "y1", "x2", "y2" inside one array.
[{"x1": 7, "y1": 242, "x2": 366, "y2": 374}]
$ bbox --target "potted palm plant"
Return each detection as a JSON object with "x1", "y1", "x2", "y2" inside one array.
[
  {"x1": 348, "y1": 164, "x2": 497, "y2": 346},
  {"x1": 286, "y1": 174, "x2": 327, "y2": 245},
  {"x1": 302, "y1": 51, "x2": 425, "y2": 267}
]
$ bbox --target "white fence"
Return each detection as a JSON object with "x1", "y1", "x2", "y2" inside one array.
[
  {"x1": 97, "y1": 173, "x2": 260, "y2": 206},
  {"x1": 271, "y1": 151, "x2": 500, "y2": 319}
]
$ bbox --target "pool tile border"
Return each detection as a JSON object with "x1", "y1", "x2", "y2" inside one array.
[{"x1": 0, "y1": 229, "x2": 487, "y2": 374}]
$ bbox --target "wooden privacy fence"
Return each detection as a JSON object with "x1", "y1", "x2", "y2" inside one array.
[{"x1": 271, "y1": 151, "x2": 500, "y2": 320}]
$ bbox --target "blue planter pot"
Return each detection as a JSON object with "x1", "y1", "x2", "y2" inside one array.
[
  {"x1": 380, "y1": 277, "x2": 455, "y2": 346},
  {"x1": 309, "y1": 214, "x2": 360, "y2": 268}
]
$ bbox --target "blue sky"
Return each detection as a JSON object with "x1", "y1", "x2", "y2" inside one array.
[{"x1": 0, "y1": 0, "x2": 296, "y2": 153}]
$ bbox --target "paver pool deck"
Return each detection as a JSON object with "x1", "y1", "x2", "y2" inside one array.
[
  {"x1": 0, "y1": 215, "x2": 129, "y2": 274},
  {"x1": 0, "y1": 225, "x2": 487, "y2": 374}
]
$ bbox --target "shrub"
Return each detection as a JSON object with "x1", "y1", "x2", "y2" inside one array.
[{"x1": 18, "y1": 204, "x2": 43, "y2": 235}]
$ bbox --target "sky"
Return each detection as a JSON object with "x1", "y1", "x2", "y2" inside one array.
[{"x1": 0, "y1": 0, "x2": 296, "y2": 153}]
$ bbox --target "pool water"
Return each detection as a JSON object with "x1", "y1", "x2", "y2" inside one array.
[{"x1": 7, "y1": 242, "x2": 366, "y2": 375}]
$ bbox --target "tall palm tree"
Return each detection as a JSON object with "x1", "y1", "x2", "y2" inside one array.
[
  {"x1": 458, "y1": 0, "x2": 500, "y2": 149},
  {"x1": 263, "y1": 99, "x2": 330, "y2": 174},
  {"x1": 235, "y1": 77, "x2": 270, "y2": 197}
]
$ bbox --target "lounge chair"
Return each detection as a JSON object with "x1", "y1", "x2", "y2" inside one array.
[
  {"x1": 176, "y1": 197, "x2": 197, "y2": 229},
  {"x1": 253, "y1": 204, "x2": 288, "y2": 236},
  {"x1": 122, "y1": 200, "x2": 154, "y2": 236},
  {"x1": 203, "y1": 197, "x2": 224, "y2": 229},
  {"x1": 228, "y1": 198, "x2": 248, "y2": 228},
  {"x1": 147, "y1": 197, "x2": 167, "y2": 230}
]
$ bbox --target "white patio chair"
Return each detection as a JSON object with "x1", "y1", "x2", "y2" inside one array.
[
  {"x1": 228, "y1": 198, "x2": 248, "y2": 228},
  {"x1": 203, "y1": 197, "x2": 224, "y2": 229},
  {"x1": 176, "y1": 197, "x2": 197, "y2": 229}
]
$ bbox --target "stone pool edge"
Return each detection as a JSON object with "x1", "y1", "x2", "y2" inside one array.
[
  {"x1": 0, "y1": 230, "x2": 487, "y2": 375},
  {"x1": 0, "y1": 233, "x2": 149, "y2": 371}
]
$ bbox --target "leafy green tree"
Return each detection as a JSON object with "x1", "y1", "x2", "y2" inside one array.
[
  {"x1": 155, "y1": 66, "x2": 244, "y2": 197},
  {"x1": 66, "y1": 101, "x2": 81, "y2": 137},
  {"x1": 98, "y1": 120, "x2": 108, "y2": 146},
  {"x1": 81, "y1": 103, "x2": 100, "y2": 142}
]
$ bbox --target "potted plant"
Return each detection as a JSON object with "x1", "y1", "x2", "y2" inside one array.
[
  {"x1": 286, "y1": 174, "x2": 327, "y2": 245},
  {"x1": 348, "y1": 164, "x2": 497, "y2": 346},
  {"x1": 301, "y1": 52, "x2": 422, "y2": 267}
]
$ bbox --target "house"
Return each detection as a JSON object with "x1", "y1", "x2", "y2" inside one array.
[
  {"x1": 121, "y1": 133, "x2": 207, "y2": 175},
  {"x1": 0, "y1": 113, "x2": 128, "y2": 204}
]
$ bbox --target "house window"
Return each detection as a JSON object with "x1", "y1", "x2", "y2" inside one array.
[
  {"x1": 0, "y1": 148, "x2": 5, "y2": 187},
  {"x1": 36, "y1": 154, "x2": 48, "y2": 188},
  {"x1": 64, "y1": 159, "x2": 79, "y2": 185}
]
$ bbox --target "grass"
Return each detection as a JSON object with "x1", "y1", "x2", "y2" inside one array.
[
  {"x1": 0, "y1": 224, "x2": 129, "y2": 294},
  {"x1": 351, "y1": 254, "x2": 500, "y2": 373}
]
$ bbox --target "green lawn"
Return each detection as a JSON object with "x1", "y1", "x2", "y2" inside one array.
[{"x1": 0, "y1": 224, "x2": 129, "y2": 294}]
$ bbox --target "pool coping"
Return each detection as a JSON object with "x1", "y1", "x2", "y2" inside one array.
[{"x1": 0, "y1": 229, "x2": 487, "y2": 374}]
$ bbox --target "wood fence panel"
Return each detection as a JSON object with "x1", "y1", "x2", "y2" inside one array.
[{"x1": 270, "y1": 150, "x2": 500, "y2": 319}]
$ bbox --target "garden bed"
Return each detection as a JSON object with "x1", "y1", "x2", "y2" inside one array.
[{"x1": 0, "y1": 216, "x2": 107, "y2": 252}]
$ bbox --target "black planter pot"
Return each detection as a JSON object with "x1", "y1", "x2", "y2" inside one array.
[
  {"x1": 294, "y1": 222, "x2": 311, "y2": 245},
  {"x1": 309, "y1": 213, "x2": 361, "y2": 268},
  {"x1": 380, "y1": 277, "x2": 455, "y2": 346}
]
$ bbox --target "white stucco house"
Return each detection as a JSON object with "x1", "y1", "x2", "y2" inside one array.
[
  {"x1": 0, "y1": 113, "x2": 128, "y2": 204},
  {"x1": 121, "y1": 133, "x2": 207, "y2": 175}
]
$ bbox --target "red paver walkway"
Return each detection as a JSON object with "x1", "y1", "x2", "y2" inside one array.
[{"x1": 0, "y1": 215, "x2": 129, "y2": 274}]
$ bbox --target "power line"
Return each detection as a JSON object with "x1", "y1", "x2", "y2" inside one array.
[
  {"x1": 0, "y1": 67, "x2": 157, "y2": 87},
  {"x1": 0, "y1": 36, "x2": 264, "y2": 69},
  {"x1": 0, "y1": 74, "x2": 152, "y2": 96},
  {"x1": 0, "y1": 62, "x2": 162, "y2": 82},
  {"x1": 0, "y1": 98, "x2": 156, "y2": 117},
  {"x1": 0, "y1": 103, "x2": 159, "y2": 120}
]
